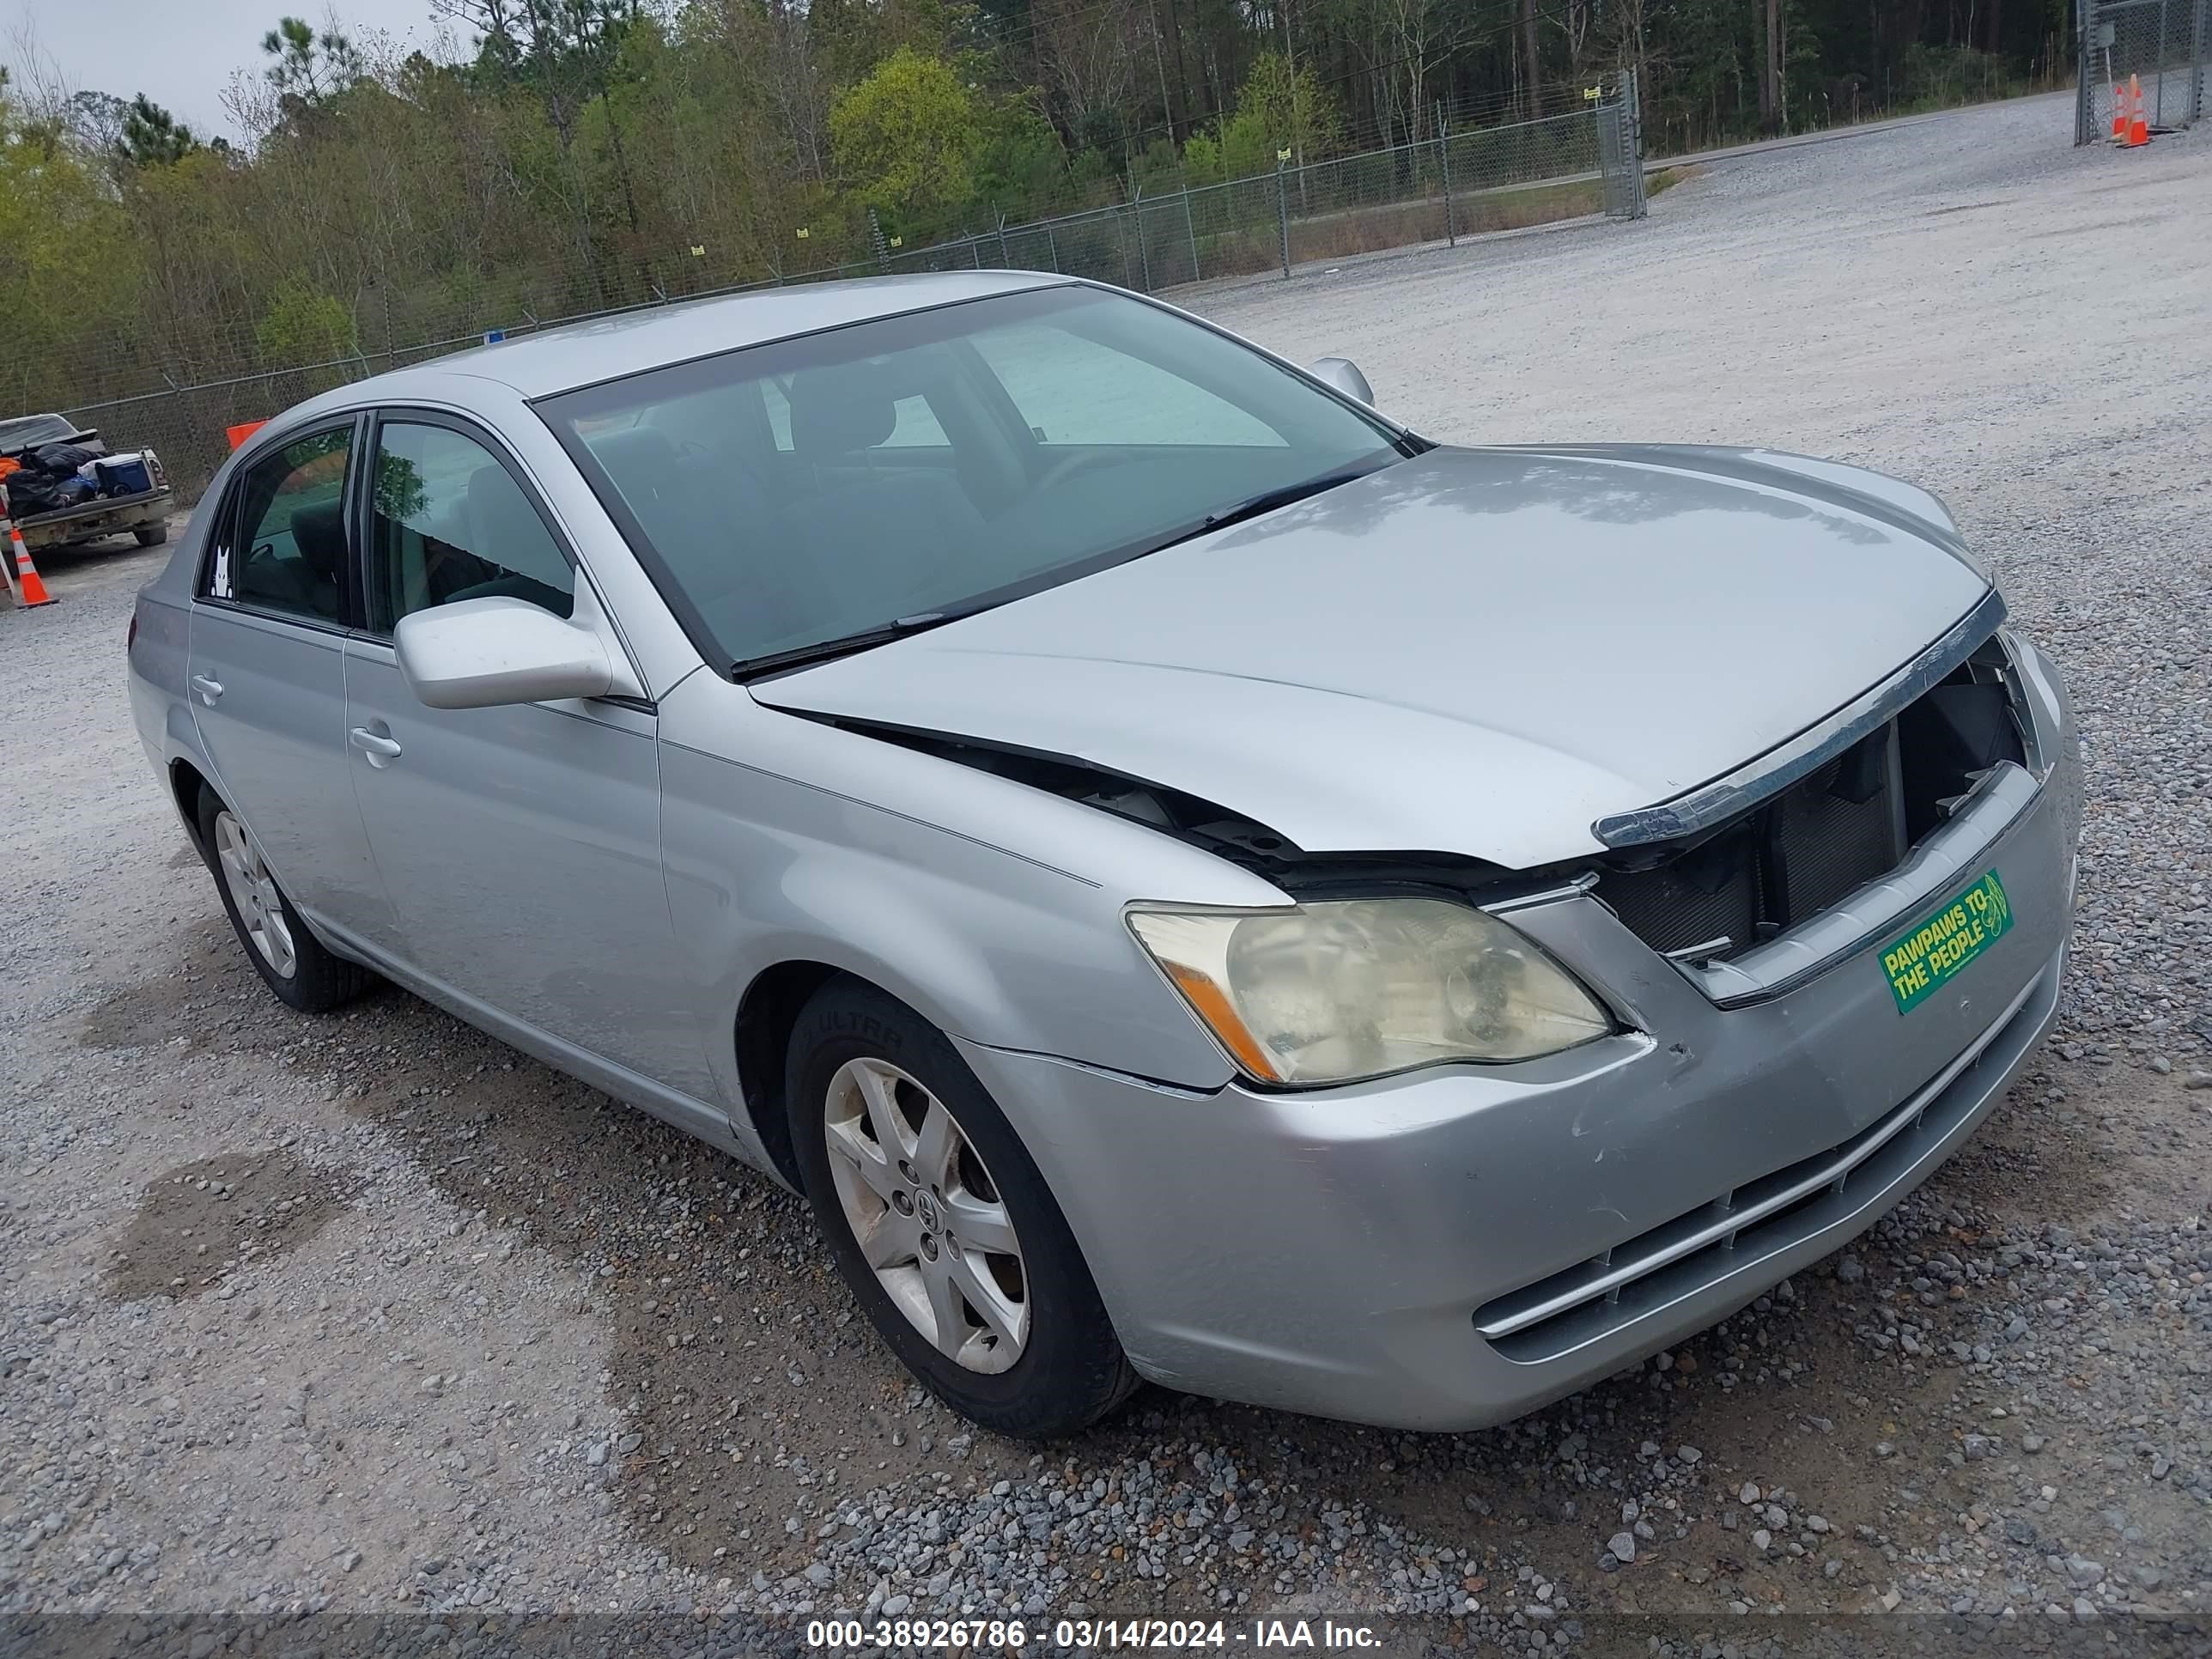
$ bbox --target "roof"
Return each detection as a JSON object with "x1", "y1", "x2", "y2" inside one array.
[
  {"x1": 0, "y1": 413, "x2": 81, "y2": 446},
  {"x1": 421, "y1": 270, "x2": 1065, "y2": 403}
]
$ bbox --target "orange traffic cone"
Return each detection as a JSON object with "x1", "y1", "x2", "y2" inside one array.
[
  {"x1": 7, "y1": 520, "x2": 55, "y2": 608},
  {"x1": 2112, "y1": 83, "x2": 2127, "y2": 141},
  {"x1": 2125, "y1": 75, "x2": 2150, "y2": 147}
]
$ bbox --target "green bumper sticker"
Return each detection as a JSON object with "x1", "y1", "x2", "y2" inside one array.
[{"x1": 1880, "y1": 869, "x2": 2012, "y2": 1014}]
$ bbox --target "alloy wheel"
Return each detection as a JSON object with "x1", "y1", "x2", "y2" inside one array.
[
  {"x1": 213, "y1": 810, "x2": 296, "y2": 980},
  {"x1": 821, "y1": 1056, "x2": 1030, "y2": 1372}
]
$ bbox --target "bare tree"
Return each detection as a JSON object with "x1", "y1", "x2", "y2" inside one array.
[
  {"x1": 1375, "y1": 0, "x2": 1480, "y2": 142},
  {"x1": 1036, "y1": 0, "x2": 1143, "y2": 146},
  {"x1": 2, "y1": 15, "x2": 79, "y2": 133},
  {"x1": 1759, "y1": 0, "x2": 1783, "y2": 131},
  {"x1": 1521, "y1": 0, "x2": 1542, "y2": 117}
]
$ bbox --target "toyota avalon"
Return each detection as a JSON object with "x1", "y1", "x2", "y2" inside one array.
[{"x1": 127, "y1": 273, "x2": 2080, "y2": 1436}]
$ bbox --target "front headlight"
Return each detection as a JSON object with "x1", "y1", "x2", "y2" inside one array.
[{"x1": 1127, "y1": 897, "x2": 1612, "y2": 1086}]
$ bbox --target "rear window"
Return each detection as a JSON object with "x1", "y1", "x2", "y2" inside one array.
[{"x1": 0, "y1": 415, "x2": 77, "y2": 454}]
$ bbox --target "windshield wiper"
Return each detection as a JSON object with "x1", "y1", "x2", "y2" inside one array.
[
  {"x1": 1121, "y1": 465, "x2": 1382, "y2": 564},
  {"x1": 1199, "y1": 469, "x2": 1370, "y2": 532},
  {"x1": 732, "y1": 611, "x2": 964, "y2": 680}
]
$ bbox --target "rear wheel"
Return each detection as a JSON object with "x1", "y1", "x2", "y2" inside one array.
[
  {"x1": 133, "y1": 522, "x2": 168, "y2": 548},
  {"x1": 195, "y1": 787, "x2": 372, "y2": 1013},
  {"x1": 787, "y1": 979, "x2": 1138, "y2": 1437}
]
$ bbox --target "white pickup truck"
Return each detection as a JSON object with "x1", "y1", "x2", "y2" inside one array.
[{"x1": 0, "y1": 412, "x2": 174, "y2": 554}]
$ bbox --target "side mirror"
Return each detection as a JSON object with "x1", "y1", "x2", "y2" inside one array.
[
  {"x1": 395, "y1": 596, "x2": 613, "y2": 710},
  {"x1": 1310, "y1": 357, "x2": 1375, "y2": 405}
]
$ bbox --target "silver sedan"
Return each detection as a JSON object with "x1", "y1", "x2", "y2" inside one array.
[{"x1": 127, "y1": 273, "x2": 2081, "y2": 1437}]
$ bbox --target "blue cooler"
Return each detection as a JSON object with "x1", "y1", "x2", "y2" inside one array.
[{"x1": 91, "y1": 454, "x2": 154, "y2": 496}]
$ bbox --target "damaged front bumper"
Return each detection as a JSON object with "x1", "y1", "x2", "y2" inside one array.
[{"x1": 955, "y1": 634, "x2": 2080, "y2": 1431}]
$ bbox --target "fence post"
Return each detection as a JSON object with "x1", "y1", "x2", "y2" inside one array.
[
  {"x1": 1183, "y1": 185, "x2": 1200, "y2": 283},
  {"x1": 2185, "y1": 0, "x2": 2203, "y2": 121},
  {"x1": 1596, "y1": 91, "x2": 1613, "y2": 217},
  {"x1": 1133, "y1": 181, "x2": 1152, "y2": 292},
  {"x1": 2192, "y1": 0, "x2": 2203, "y2": 122},
  {"x1": 1628, "y1": 67, "x2": 1648, "y2": 217},
  {"x1": 1118, "y1": 202, "x2": 1136, "y2": 291},
  {"x1": 2158, "y1": 0, "x2": 2170, "y2": 124},
  {"x1": 1047, "y1": 220, "x2": 1060, "y2": 274},
  {"x1": 997, "y1": 210, "x2": 1010, "y2": 268},
  {"x1": 2075, "y1": 0, "x2": 2095, "y2": 143},
  {"x1": 1437, "y1": 101, "x2": 1455, "y2": 247},
  {"x1": 2181, "y1": 0, "x2": 2205, "y2": 126},
  {"x1": 1275, "y1": 158, "x2": 1291, "y2": 280}
]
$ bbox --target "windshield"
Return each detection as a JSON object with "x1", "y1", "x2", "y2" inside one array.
[{"x1": 538, "y1": 285, "x2": 1404, "y2": 672}]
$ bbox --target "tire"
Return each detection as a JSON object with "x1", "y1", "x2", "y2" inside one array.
[
  {"x1": 134, "y1": 522, "x2": 169, "y2": 547},
  {"x1": 787, "y1": 979, "x2": 1138, "y2": 1438},
  {"x1": 195, "y1": 785, "x2": 373, "y2": 1014}
]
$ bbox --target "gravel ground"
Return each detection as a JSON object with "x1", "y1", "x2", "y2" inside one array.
[{"x1": 3, "y1": 94, "x2": 2210, "y2": 1656}]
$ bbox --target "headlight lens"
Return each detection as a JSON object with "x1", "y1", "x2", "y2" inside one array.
[{"x1": 1128, "y1": 897, "x2": 1612, "y2": 1086}]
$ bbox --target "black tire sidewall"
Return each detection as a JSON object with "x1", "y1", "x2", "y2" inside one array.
[
  {"x1": 195, "y1": 787, "x2": 364, "y2": 1014},
  {"x1": 787, "y1": 980, "x2": 1133, "y2": 1438}
]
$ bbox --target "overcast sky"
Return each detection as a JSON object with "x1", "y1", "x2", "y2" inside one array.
[{"x1": 4, "y1": 0, "x2": 457, "y2": 140}]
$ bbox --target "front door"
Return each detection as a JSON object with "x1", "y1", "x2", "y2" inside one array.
[
  {"x1": 339, "y1": 412, "x2": 713, "y2": 1097},
  {"x1": 187, "y1": 421, "x2": 389, "y2": 937}
]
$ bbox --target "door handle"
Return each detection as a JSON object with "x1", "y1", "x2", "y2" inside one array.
[
  {"x1": 349, "y1": 726, "x2": 403, "y2": 764},
  {"x1": 189, "y1": 673, "x2": 223, "y2": 704}
]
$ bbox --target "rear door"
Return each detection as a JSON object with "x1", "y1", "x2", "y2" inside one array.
[
  {"x1": 186, "y1": 420, "x2": 391, "y2": 936},
  {"x1": 338, "y1": 410, "x2": 713, "y2": 1096}
]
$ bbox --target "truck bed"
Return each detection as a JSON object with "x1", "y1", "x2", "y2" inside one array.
[{"x1": 12, "y1": 487, "x2": 173, "y2": 548}]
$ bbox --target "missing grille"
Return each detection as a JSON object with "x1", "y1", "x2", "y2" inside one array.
[{"x1": 1597, "y1": 659, "x2": 2027, "y2": 963}]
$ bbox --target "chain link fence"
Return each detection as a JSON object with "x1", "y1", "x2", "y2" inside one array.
[
  {"x1": 879, "y1": 94, "x2": 1641, "y2": 290},
  {"x1": 48, "y1": 81, "x2": 1645, "y2": 505},
  {"x1": 2077, "y1": 0, "x2": 2209, "y2": 140}
]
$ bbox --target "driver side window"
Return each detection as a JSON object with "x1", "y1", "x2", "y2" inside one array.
[
  {"x1": 215, "y1": 427, "x2": 353, "y2": 624},
  {"x1": 366, "y1": 421, "x2": 574, "y2": 634}
]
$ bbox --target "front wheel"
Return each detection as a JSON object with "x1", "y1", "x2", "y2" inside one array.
[{"x1": 787, "y1": 979, "x2": 1138, "y2": 1438}]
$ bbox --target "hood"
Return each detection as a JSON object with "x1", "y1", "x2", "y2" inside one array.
[{"x1": 751, "y1": 444, "x2": 1992, "y2": 869}]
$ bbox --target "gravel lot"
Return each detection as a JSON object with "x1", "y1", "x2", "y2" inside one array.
[{"x1": 4, "y1": 93, "x2": 2210, "y2": 1656}]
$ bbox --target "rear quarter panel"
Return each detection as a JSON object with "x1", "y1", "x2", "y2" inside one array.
[{"x1": 126, "y1": 499, "x2": 218, "y2": 823}]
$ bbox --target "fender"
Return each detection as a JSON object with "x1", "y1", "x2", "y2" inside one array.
[
  {"x1": 659, "y1": 739, "x2": 1243, "y2": 1107},
  {"x1": 1527, "y1": 442, "x2": 1974, "y2": 563},
  {"x1": 655, "y1": 670, "x2": 1285, "y2": 1105}
]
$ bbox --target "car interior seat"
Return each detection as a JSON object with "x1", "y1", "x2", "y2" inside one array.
[
  {"x1": 442, "y1": 465, "x2": 573, "y2": 615},
  {"x1": 282, "y1": 500, "x2": 349, "y2": 617},
  {"x1": 769, "y1": 358, "x2": 988, "y2": 633}
]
